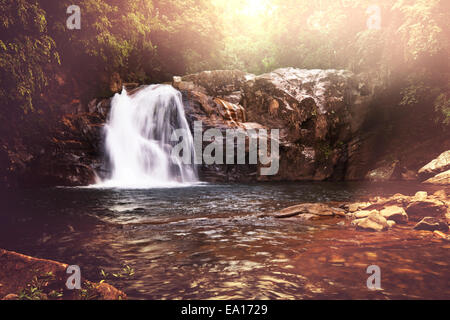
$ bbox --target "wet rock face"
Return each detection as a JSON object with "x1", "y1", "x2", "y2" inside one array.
[
  {"x1": 418, "y1": 150, "x2": 450, "y2": 180},
  {"x1": 1, "y1": 100, "x2": 110, "y2": 187},
  {"x1": 6, "y1": 68, "x2": 374, "y2": 186},
  {"x1": 28, "y1": 110, "x2": 107, "y2": 187},
  {"x1": 424, "y1": 170, "x2": 450, "y2": 185},
  {"x1": 417, "y1": 150, "x2": 450, "y2": 186},
  {"x1": 177, "y1": 68, "x2": 373, "y2": 182}
]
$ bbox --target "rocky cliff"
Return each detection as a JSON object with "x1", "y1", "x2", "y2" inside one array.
[
  {"x1": 2, "y1": 68, "x2": 448, "y2": 187},
  {"x1": 176, "y1": 68, "x2": 374, "y2": 182}
]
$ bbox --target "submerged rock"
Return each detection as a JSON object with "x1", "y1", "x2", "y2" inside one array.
[
  {"x1": 433, "y1": 230, "x2": 450, "y2": 241},
  {"x1": 272, "y1": 203, "x2": 345, "y2": 219}
]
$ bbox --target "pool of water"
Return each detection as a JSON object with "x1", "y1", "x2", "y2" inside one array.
[{"x1": 0, "y1": 182, "x2": 448, "y2": 299}]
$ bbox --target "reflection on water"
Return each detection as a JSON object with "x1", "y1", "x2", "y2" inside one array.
[{"x1": 0, "y1": 182, "x2": 448, "y2": 299}]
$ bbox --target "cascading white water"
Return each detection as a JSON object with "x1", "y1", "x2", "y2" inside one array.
[{"x1": 97, "y1": 84, "x2": 198, "y2": 188}]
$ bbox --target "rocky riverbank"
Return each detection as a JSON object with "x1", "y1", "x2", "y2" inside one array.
[
  {"x1": 0, "y1": 249, "x2": 126, "y2": 300},
  {"x1": 268, "y1": 189, "x2": 450, "y2": 239}
]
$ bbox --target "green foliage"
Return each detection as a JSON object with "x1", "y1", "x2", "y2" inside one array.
[
  {"x1": 1, "y1": 0, "x2": 449, "y2": 129},
  {"x1": 77, "y1": 281, "x2": 100, "y2": 300},
  {"x1": 18, "y1": 271, "x2": 56, "y2": 300},
  {"x1": 100, "y1": 264, "x2": 135, "y2": 280},
  {"x1": 0, "y1": 0, "x2": 59, "y2": 115},
  {"x1": 434, "y1": 93, "x2": 450, "y2": 126}
]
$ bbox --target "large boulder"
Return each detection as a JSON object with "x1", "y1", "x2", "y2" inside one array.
[
  {"x1": 418, "y1": 150, "x2": 450, "y2": 179},
  {"x1": 424, "y1": 170, "x2": 450, "y2": 185},
  {"x1": 406, "y1": 199, "x2": 448, "y2": 221},
  {"x1": 365, "y1": 160, "x2": 400, "y2": 182}
]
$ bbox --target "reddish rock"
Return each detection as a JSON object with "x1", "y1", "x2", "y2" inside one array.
[
  {"x1": 380, "y1": 206, "x2": 408, "y2": 224},
  {"x1": 0, "y1": 249, "x2": 126, "y2": 300},
  {"x1": 272, "y1": 203, "x2": 345, "y2": 219},
  {"x1": 406, "y1": 199, "x2": 447, "y2": 221},
  {"x1": 351, "y1": 211, "x2": 389, "y2": 232}
]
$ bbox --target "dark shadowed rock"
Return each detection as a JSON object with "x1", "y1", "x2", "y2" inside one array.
[{"x1": 413, "y1": 217, "x2": 449, "y2": 232}]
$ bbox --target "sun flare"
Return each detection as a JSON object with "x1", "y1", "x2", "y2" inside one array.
[{"x1": 238, "y1": 0, "x2": 275, "y2": 17}]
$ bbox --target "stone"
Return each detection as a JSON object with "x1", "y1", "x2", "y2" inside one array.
[
  {"x1": 365, "y1": 160, "x2": 399, "y2": 182},
  {"x1": 354, "y1": 210, "x2": 377, "y2": 219},
  {"x1": 413, "y1": 217, "x2": 449, "y2": 232},
  {"x1": 406, "y1": 199, "x2": 447, "y2": 221},
  {"x1": 380, "y1": 206, "x2": 408, "y2": 224},
  {"x1": 387, "y1": 220, "x2": 396, "y2": 228},
  {"x1": 213, "y1": 98, "x2": 246, "y2": 123},
  {"x1": 352, "y1": 211, "x2": 389, "y2": 232},
  {"x1": 273, "y1": 203, "x2": 341, "y2": 219},
  {"x1": 433, "y1": 230, "x2": 450, "y2": 241},
  {"x1": 432, "y1": 190, "x2": 447, "y2": 200},
  {"x1": 0, "y1": 249, "x2": 126, "y2": 300},
  {"x1": 418, "y1": 150, "x2": 450, "y2": 179},
  {"x1": 414, "y1": 191, "x2": 428, "y2": 200},
  {"x1": 348, "y1": 202, "x2": 371, "y2": 213},
  {"x1": 424, "y1": 169, "x2": 450, "y2": 185}
]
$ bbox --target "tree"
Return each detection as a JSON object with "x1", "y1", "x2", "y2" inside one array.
[{"x1": 0, "y1": 0, "x2": 59, "y2": 116}]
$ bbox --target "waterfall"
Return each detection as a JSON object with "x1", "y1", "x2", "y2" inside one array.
[{"x1": 97, "y1": 85, "x2": 198, "y2": 188}]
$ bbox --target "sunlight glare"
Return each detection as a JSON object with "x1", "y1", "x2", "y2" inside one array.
[{"x1": 238, "y1": 0, "x2": 275, "y2": 17}]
